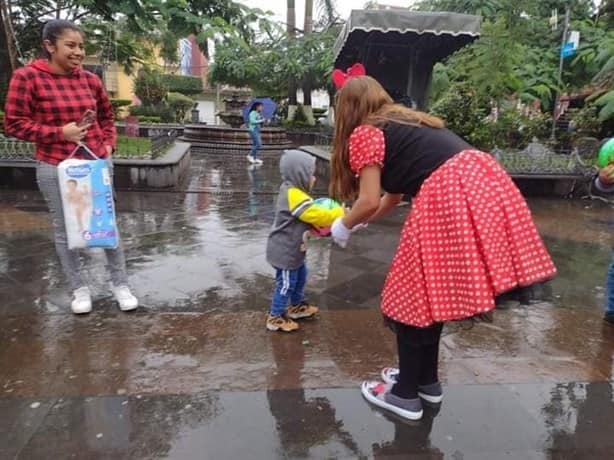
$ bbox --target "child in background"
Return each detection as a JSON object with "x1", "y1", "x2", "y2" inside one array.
[{"x1": 266, "y1": 150, "x2": 344, "y2": 332}]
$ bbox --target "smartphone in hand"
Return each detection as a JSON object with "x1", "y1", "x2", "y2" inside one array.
[{"x1": 78, "y1": 109, "x2": 96, "y2": 127}]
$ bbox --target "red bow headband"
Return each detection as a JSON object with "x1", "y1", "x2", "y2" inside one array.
[{"x1": 332, "y1": 63, "x2": 366, "y2": 89}]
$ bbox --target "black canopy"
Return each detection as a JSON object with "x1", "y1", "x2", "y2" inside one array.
[{"x1": 334, "y1": 9, "x2": 481, "y2": 109}]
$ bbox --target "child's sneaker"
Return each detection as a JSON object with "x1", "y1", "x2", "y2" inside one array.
[
  {"x1": 266, "y1": 314, "x2": 299, "y2": 332},
  {"x1": 246, "y1": 155, "x2": 255, "y2": 164},
  {"x1": 287, "y1": 301, "x2": 319, "y2": 320}
]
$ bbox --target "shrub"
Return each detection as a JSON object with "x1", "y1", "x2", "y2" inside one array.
[
  {"x1": 167, "y1": 92, "x2": 195, "y2": 123},
  {"x1": 134, "y1": 70, "x2": 168, "y2": 106},
  {"x1": 570, "y1": 105, "x2": 602, "y2": 137},
  {"x1": 129, "y1": 104, "x2": 174, "y2": 123},
  {"x1": 0, "y1": 111, "x2": 4, "y2": 134},
  {"x1": 136, "y1": 116, "x2": 162, "y2": 123},
  {"x1": 430, "y1": 83, "x2": 488, "y2": 145},
  {"x1": 161, "y1": 75, "x2": 203, "y2": 96}
]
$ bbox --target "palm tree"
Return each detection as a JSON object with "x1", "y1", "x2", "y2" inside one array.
[
  {"x1": 301, "y1": 0, "x2": 337, "y2": 125},
  {"x1": 287, "y1": 0, "x2": 298, "y2": 121},
  {"x1": 302, "y1": 0, "x2": 315, "y2": 125},
  {"x1": 0, "y1": 0, "x2": 18, "y2": 72}
]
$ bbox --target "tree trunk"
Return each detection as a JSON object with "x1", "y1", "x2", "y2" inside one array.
[
  {"x1": 0, "y1": 0, "x2": 18, "y2": 73},
  {"x1": 302, "y1": 0, "x2": 315, "y2": 125},
  {"x1": 287, "y1": 0, "x2": 298, "y2": 120}
]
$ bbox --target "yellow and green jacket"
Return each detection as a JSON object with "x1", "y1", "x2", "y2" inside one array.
[{"x1": 266, "y1": 150, "x2": 344, "y2": 270}]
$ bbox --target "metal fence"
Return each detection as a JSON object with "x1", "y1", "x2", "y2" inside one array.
[
  {"x1": 0, "y1": 136, "x2": 36, "y2": 163},
  {"x1": 305, "y1": 134, "x2": 595, "y2": 178},
  {"x1": 0, "y1": 128, "x2": 178, "y2": 163}
]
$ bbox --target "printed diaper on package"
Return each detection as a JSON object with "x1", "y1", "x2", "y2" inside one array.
[{"x1": 58, "y1": 158, "x2": 118, "y2": 249}]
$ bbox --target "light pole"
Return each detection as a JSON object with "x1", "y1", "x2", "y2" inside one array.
[{"x1": 551, "y1": 3, "x2": 571, "y2": 140}]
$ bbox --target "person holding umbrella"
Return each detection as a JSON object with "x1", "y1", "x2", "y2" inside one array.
[{"x1": 247, "y1": 102, "x2": 265, "y2": 165}]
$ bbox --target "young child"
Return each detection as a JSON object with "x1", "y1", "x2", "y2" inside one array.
[{"x1": 266, "y1": 150, "x2": 344, "y2": 332}]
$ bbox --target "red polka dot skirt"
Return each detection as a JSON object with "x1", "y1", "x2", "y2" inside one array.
[{"x1": 381, "y1": 150, "x2": 557, "y2": 327}]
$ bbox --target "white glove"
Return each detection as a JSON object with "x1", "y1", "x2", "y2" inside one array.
[{"x1": 331, "y1": 218, "x2": 351, "y2": 248}]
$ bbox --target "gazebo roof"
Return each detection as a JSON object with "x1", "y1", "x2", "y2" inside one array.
[{"x1": 334, "y1": 9, "x2": 481, "y2": 68}]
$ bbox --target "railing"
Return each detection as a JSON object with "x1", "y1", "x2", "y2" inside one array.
[
  {"x1": 0, "y1": 129, "x2": 178, "y2": 163},
  {"x1": 150, "y1": 129, "x2": 178, "y2": 158},
  {"x1": 0, "y1": 136, "x2": 36, "y2": 163},
  {"x1": 491, "y1": 147, "x2": 595, "y2": 178}
]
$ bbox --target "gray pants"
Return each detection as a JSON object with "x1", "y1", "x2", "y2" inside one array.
[{"x1": 36, "y1": 160, "x2": 128, "y2": 291}]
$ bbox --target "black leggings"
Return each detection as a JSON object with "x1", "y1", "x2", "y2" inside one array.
[{"x1": 390, "y1": 320, "x2": 443, "y2": 400}]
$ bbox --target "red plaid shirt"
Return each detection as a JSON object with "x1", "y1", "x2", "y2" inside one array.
[{"x1": 3, "y1": 59, "x2": 116, "y2": 165}]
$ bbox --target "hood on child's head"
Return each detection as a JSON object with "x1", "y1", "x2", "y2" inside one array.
[{"x1": 280, "y1": 150, "x2": 316, "y2": 192}]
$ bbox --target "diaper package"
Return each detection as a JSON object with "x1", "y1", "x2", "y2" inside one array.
[{"x1": 58, "y1": 158, "x2": 118, "y2": 249}]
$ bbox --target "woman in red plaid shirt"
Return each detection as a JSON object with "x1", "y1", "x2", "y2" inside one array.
[{"x1": 4, "y1": 20, "x2": 138, "y2": 314}]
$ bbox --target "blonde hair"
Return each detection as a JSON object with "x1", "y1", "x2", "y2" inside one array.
[{"x1": 329, "y1": 76, "x2": 444, "y2": 201}]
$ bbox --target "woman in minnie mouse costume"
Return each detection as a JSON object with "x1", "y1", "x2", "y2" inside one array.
[{"x1": 328, "y1": 64, "x2": 557, "y2": 421}]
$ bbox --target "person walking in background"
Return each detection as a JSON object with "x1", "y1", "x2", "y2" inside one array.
[
  {"x1": 247, "y1": 102, "x2": 264, "y2": 165},
  {"x1": 4, "y1": 19, "x2": 138, "y2": 315}
]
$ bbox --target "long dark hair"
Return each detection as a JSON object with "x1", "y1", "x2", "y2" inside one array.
[
  {"x1": 330, "y1": 76, "x2": 444, "y2": 201},
  {"x1": 250, "y1": 102, "x2": 263, "y2": 113},
  {"x1": 41, "y1": 19, "x2": 82, "y2": 59}
]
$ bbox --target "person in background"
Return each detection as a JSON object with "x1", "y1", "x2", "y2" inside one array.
[{"x1": 247, "y1": 102, "x2": 265, "y2": 165}]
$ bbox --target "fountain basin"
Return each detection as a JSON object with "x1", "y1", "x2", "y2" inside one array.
[{"x1": 180, "y1": 124, "x2": 292, "y2": 154}]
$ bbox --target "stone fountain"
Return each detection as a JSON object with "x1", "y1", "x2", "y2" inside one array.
[{"x1": 181, "y1": 94, "x2": 292, "y2": 154}]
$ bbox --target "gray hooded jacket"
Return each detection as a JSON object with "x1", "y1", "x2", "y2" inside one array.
[{"x1": 266, "y1": 150, "x2": 317, "y2": 270}]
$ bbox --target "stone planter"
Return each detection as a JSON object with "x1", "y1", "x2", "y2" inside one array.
[{"x1": 113, "y1": 142, "x2": 191, "y2": 189}]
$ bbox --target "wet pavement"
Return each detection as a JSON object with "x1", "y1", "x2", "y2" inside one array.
[{"x1": 1, "y1": 152, "x2": 614, "y2": 459}]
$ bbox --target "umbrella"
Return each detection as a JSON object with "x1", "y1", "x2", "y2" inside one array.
[{"x1": 243, "y1": 97, "x2": 277, "y2": 123}]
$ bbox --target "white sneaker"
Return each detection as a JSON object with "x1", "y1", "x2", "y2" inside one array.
[
  {"x1": 111, "y1": 285, "x2": 138, "y2": 311},
  {"x1": 254, "y1": 158, "x2": 263, "y2": 165},
  {"x1": 71, "y1": 287, "x2": 92, "y2": 314},
  {"x1": 246, "y1": 155, "x2": 255, "y2": 164}
]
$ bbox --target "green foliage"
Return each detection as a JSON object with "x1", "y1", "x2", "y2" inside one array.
[
  {"x1": 5, "y1": 0, "x2": 269, "y2": 84},
  {"x1": 419, "y1": 0, "x2": 612, "y2": 143},
  {"x1": 430, "y1": 83, "x2": 488, "y2": 144},
  {"x1": 482, "y1": 110, "x2": 552, "y2": 150},
  {"x1": 570, "y1": 105, "x2": 602, "y2": 136},
  {"x1": 129, "y1": 104, "x2": 174, "y2": 123},
  {"x1": 593, "y1": 90, "x2": 614, "y2": 122},
  {"x1": 161, "y1": 75, "x2": 203, "y2": 96},
  {"x1": 167, "y1": 92, "x2": 195, "y2": 122},
  {"x1": 110, "y1": 99, "x2": 132, "y2": 116},
  {"x1": 428, "y1": 63, "x2": 451, "y2": 105},
  {"x1": 135, "y1": 116, "x2": 162, "y2": 123},
  {"x1": 209, "y1": 27, "x2": 336, "y2": 98},
  {"x1": 0, "y1": 111, "x2": 4, "y2": 134},
  {"x1": 134, "y1": 70, "x2": 168, "y2": 106},
  {"x1": 115, "y1": 135, "x2": 152, "y2": 158}
]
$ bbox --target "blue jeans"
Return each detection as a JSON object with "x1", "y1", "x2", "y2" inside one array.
[
  {"x1": 606, "y1": 255, "x2": 614, "y2": 314},
  {"x1": 270, "y1": 264, "x2": 307, "y2": 316},
  {"x1": 249, "y1": 128, "x2": 261, "y2": 159}
]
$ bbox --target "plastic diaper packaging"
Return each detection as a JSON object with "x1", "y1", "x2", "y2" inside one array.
[{"x1": 58, "y1": 149, "x2": 118, "y2": 250}]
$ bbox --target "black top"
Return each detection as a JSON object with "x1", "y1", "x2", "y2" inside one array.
[{"x1": 381, "y1": 123, "x2": 472, "y2": 197}]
